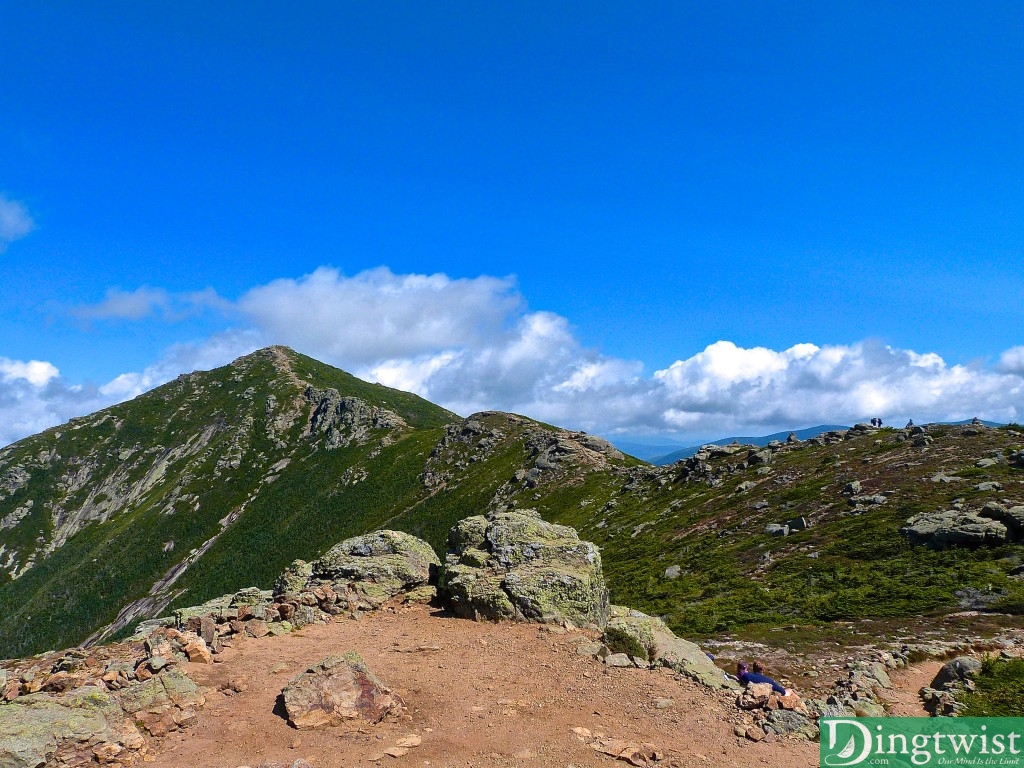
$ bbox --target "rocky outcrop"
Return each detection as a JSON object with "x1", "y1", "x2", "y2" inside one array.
[
  {"x1": 601, "y1": 606, "x2": 735, "y2": 689},
  {"x1": 0, "y1": 686, "x2": 146, "y2": 768},
  {"x1": 734, "y1": 682, "x2": 816, "y2": 740},
  {"x1": 920, "y1": 656, "x2": 982, "y2": 716},
  {"x1": 306, "y1": 388, "x2": 407, "y2": 449},
  {"x1": 901, "y1": 509, "x2": 1012, "y2": 547},
  {"x1": 133, "y1": 532, "x2": 440, "y2": 654},
  {"x1": 440, "y1": 508, "x2": 609, "y2": 627},
  {"x1": 276, "y1": 530, "x2": 440, "y2": 610},
  {"x1": 0, "y1": 631, "x2": 207, "y2": 767},
  {"x1": 282, "y1": 653, "x2": 404, "y2": 729}
]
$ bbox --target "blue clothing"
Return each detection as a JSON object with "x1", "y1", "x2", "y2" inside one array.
[{"x1": 738, "y1": 671, "x2": 786, "y2": 694}]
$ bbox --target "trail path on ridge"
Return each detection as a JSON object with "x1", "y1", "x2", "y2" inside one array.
[{"x1": 148, "y1": 602, "x2": 823, "y2": 768}]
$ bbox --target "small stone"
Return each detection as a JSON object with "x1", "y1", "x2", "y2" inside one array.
[
  {"x1": 245, "y1": 620, "x2": 269, "y2": 638},
  {"x1": 654, "y1": 698, "x2": 674, "y2": 709},
  {"x1": 745, "y1": 725, "x2": 766, "y2": 742},
  {"x1": 604, "y1": 653, "x2": 634, "y2": 668},
  {"x1": 384, "y1": 747, "x2": 409, "y2": 758}
]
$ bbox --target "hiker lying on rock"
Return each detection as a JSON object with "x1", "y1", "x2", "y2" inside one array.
[{"x1": 737, "y1": 662, "x2": 789, "y2": 695}]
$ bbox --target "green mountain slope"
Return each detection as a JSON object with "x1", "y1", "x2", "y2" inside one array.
[
  {"x1": 0, "y1": 348, "x2": 636, "y2": 656},
  {"x1": 1, "y1": 348, "x2": 1022, "y2": 659}
]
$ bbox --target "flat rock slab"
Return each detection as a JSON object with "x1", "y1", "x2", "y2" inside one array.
[{"x1": 282, "y1": 653, "x2": 404, "y2": 729}]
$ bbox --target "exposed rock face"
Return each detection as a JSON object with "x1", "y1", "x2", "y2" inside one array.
[
  {"x1": 282, "y1": 653, "x2": 404, "y2": 729},
  {"x1": 901, "y1": 509, "x2": 1011, "y2": 547},
  {"x1": 0, "y1": 633, "x2": 208, "y2": 768},
  {"x1": 601, "y1": 606, "x2": 734, "y2": 689},
  {"x1": 306, "y1": 388, "x2": 407, "y2": 449},
  {"x1": 277, "y1": 530, "x2": 440, "y2": 610},
  {"x1": 440, "y1": 508, "x2": 609, "y2": 628}
]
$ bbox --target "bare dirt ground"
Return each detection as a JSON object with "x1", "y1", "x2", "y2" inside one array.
[
  {"x1": 147, "y1": 602, "x2": 825, "y2": 768},
  {"x1": 876, "y1": 661, "x2": 941, "y2": 718}
]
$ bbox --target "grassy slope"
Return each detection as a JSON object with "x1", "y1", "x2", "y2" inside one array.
[
  {"x1": 537, "y1": 426, "x2": 1024, "y2": 639},
  {"x1": 960, "y1": 656, "x2": 1024, "y2": 716},
  {"x1": 0, "y1": 348, "x2": 458, "y2": 656}
]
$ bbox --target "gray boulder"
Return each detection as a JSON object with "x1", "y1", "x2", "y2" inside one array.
[
  {"x1": 901, "y1": 510, "x2": 1009, "y2": 547},
  {"x1": 764, "y1": 709, "x2": 818, "y2": 740},
  {"x1": 439, "y1": 508, "x2": 609, "y2": 628},
  {"x1": 931, "y1": 656, "x2": 982, "y2": 689},
  {"x1": 601, "y1": 606, "x2": 736, "y2": 690},
  {"x1": 982, "y1": 503, "x2": 1024, "y2": 528},
  {"x1": 278, "y1": 530, "x2": 440, "y2": 609}
]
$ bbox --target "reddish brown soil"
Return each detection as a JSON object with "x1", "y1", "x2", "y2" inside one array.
[
  {"x1": 147, "y1": 603, "x2": 824, "y2": 768},
  {"x1": 877, "y1": 661, "x2": 942, "y2": 717}
]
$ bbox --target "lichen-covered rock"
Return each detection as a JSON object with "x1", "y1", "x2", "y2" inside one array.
[
  {"x1": 764, "y1": 709, "x2": 818, "y2": 740},
  {"x1": 282, "y1": 653, "x2": 404, "y2": 729},
  {"x1": 439, "y1": 509, "x2": 609, "y2": 628},
  {"x1": 901, "y1": 510, "x2": 1009, "y2": 547},
  {"x1": 275, "y1": 559, "x2": 313, "y2": 595},
  {"x1": 117, "y1": 668, "x2": 202, "y2": 714},
  {"x1": 602, "y1": 605, "x2": 736, "y2": 690},
  {"x1": 280, "y1": 530, "x2": 440, "y2": 610},
  {"x1": 0, "y1": 685, "x2": 145, "y2": 768}
]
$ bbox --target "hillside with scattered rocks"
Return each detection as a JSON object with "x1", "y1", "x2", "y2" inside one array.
[
  {"x1": 3, "y1": 477, "x2": 1024, "y2": 766},
  {"x1": 1, "y1": 347, "x2": 1022, "y2": 684}
]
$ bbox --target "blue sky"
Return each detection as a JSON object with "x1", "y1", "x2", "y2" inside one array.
[{"x1": 1, "y1": 3, "x2": 1023, "y2": 446}]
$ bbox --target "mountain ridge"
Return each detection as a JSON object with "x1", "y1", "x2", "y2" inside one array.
[{"x1": 1, "y1": 346, "x2": 1022, "y2": 661}]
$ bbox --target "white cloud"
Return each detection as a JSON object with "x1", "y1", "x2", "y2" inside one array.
[
  {"x1": 236, "y1": 267, "x2": 520, "y2": 366},
  {"x1": 998, "y1": 346, "x2": 1024, "y2": 375},
  {"x1": 0, "y1": 195, "x2": 35, "y2": 251},
  {"x1": 0, "y1": 358, "x2": 59, "y2": 387},
  {"x1": 72, "y1": 286, "x2": 228, "y2": 322},
  {"x1": 0, "y1": 331, "x2": 262, "y2": 447},
  {"x1": 650, "y1": 340, "x2": 1023, "y2": 435},
  {"x1": 4, "y1": 266, "x2": 1024, "y2": 448}
]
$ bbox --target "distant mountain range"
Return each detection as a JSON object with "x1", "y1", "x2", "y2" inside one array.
[
  {"x1": 615, "y1": 418, "x2": 1007, "y2": 465},
  {"x1": 646, "y1": 425, "x2": 851, "y2": 464}
]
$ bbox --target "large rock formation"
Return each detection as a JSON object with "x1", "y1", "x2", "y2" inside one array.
[
  {"x1": 601, "y1": 606, "x2": 736, "y2": 689},
  {"x1": 440, "y1": 508, "x2": 609, "y2": 627},
  {"x1": 276, "y1": 529, "x2": 439, "y2": 610},
  {"x1": 0, "y1": 686, "x2": 145, "y2": 768}
]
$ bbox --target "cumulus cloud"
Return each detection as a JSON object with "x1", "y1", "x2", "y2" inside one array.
[
  {"x1": 0, "y1": 195, "x2": 35, "y2": 251},
  {"x1": 997, "y1": 346, "x2": 1024, "y2": 375},
  {"x1": 5, "y1": 265, "x2": 1024, "y2": 448},
  {"x1": 0, "y1": 357, "x2": 59, "y2": 387},
  {"x1": 236, "y1": 267, "x2": 521, "y2": 366},
  {"x1": 650, "y1": 340, "x2": 1023, "y2": 435}
]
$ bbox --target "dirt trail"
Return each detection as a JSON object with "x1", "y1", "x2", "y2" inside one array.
[
  {"x1": 878, "y1": 661, "x2": 941, "y2": 717},
  {"x1": 148, "y1": 603, "x2": 821, "y2": 768}
]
